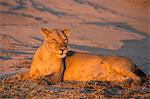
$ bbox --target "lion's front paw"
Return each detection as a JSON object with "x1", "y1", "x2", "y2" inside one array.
[
  {"x1": 131, "y1": 77, "x2": 141, "y2": 87},
  {"x1": 120, "y1": 78, "x2": 132, "y2": 87}
]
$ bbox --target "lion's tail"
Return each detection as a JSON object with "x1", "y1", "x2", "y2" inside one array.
[{"x1": 133, "y1": 64, "x2": 149, "y2": 83}]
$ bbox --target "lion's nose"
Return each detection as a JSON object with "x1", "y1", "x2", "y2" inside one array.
[{"x1": 60, "y1": 48, "x2": 65, "y2": 53}]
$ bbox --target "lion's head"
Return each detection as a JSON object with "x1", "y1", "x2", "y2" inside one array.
[{"x1": 40, "y1": 28, "x2": 70, "y2": 58}]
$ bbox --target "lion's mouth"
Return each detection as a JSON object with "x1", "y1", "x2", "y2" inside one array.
[
  {"x1": 56, "y1": 53, "x2": 66, "y2": 58},
  {"x1": 55, "y1": 49, "x2": 68, "y2": 58}
]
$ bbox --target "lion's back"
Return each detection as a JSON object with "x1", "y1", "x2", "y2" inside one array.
[{"x1": 64, "y1": 51, "x2": 135, "y2": 81}]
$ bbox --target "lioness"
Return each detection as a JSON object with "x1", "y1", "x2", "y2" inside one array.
[
  {"x1": 20, "y1": 28, "x2": 148, "y2": 86},
  {"x1": 20, "y1": 28, "x2": 69, "y2": 82}
]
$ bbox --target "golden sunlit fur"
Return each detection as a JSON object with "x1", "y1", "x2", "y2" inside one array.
[
  {"x1": 18, "y1": 28, "x2": 147, "y2": 86},
  {"x1": 64, "y1": 52, "x2": 143, "y2": 86},
  {"x1": 19, "y1": 28, "x2": 70, "y2": 83}
]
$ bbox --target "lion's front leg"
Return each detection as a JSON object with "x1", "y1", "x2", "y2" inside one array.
[
  {"x1": 11, "y1": 71, "x2": 31, "y2": 80},
  {"x1": 38, "y1": 72, "x2": 63, "y2": 85},
  {"x1": 13, "y1": 69, "x2": 41, "y2": 80}
]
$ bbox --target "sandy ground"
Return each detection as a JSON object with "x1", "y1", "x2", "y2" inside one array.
[
  {"x1": 0, "y1": 76, "x2": 150, "y2": 98},
  {"x1": 0, "y1": 0, "x2": 150, "y2": 98}
]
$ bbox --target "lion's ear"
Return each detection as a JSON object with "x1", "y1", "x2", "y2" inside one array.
[
  {"x1": 40, "y1": 28, "x2": 51, "y2": 38},
  {"x1": 63, "y1": 29, "x2": 71, "y2": 37}
]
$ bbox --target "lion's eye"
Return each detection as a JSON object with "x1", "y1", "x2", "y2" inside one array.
[
  {"x1": 52, "y1": 39, "x2": 57, "y2": 43},
  {"x1": 64, "y1": 39, "x2": 68, "y2": 43}
]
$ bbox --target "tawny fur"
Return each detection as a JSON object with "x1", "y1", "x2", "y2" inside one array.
[
  {"x1": 18, "y1": 28, "x2": 69, "y2": 83},
  {"x1": 18, "y1": 28, "x2": 148, "y2": 86},
  {"x1": 64, "y1": 52, "x2": 142, "y2": 85}
]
